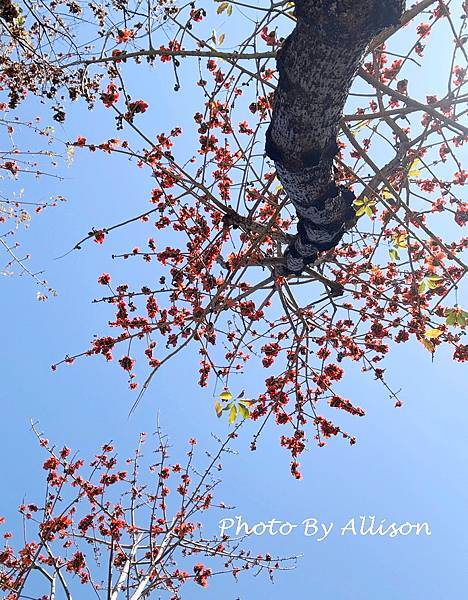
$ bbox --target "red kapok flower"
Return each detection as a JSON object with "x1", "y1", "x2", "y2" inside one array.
[
  {"x1": 101, "y1": 83, "x2": 119, "y2": 108},
  {"x1": 119, "y1": 355, "x2": 135, "y2": 372},
  {"x1": 94, "y1": 230, "x2": 106, "y2": 244},
  {"x1": 116, "y1": 28, "x2": 133, "y2": 44},
  {"x1": 129, "y1": 100, "x2": 149, "y2": 114}
]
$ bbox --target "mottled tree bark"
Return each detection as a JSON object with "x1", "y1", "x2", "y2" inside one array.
[{"x1": 266, "y1": 0, "x2": 405, "y2": 275}]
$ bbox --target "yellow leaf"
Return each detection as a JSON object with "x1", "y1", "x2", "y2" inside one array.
[
  {"x1": 354, "y1": 119, "x2": 370, "y2": 132},
  {"x1": 421, "y1": 338, "x2": 435, "y2": 353},
  {"x1": 228, "y1": 404, "x2": 237, "y2": 424},
  {"x1": 425, "y1": 327, "x2": 442, "y2": 339},
  {"x1": 217, "y1": 1, "x2": 229, "y2": 13},
  {"x1": 393, "y1": 233, "x2": 408, "y2": 248},
  {"x1": 353, "y1": 196, "x2": 376, "y2": 218},
  {"x1": 380, "y1": 189, "x2": 395, "y2": 200},
  {"x1": 427, "y1": 276, "x2": 443, "y2": 290},
  {"x1": 355, "y1": 206, "x2": 367, "y2": 217},
  {"x1": 238, "y1": 404, "x2": 250, "y2": 420},
  {"x1": 408, "y1": 158, "x2": 421, "y2": 178},
  {"x1": 214, "y1": 401, "x2": 223, "y2": 417},
  {"x1": 219, "y1": 388, "x2": 233, "y2": 401}
]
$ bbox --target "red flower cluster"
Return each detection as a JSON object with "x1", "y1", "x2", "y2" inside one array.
[
  {"x1": 193, "y1": 563, "x2": 212, "y2": 587},
  {"x1": 101, "y1": 83, "x2": 119, "y2": 108}
]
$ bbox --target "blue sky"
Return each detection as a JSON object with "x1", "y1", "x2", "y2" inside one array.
[{"x1": 1, "y1": 3, "x2": 468, "y2": 598}]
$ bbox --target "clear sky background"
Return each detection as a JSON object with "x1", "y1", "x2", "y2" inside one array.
[{"x1": 1, "y1": 2, "x2": 467, "y2": 598}]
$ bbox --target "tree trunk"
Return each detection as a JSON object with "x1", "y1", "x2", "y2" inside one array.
[{"x1": 266, "y1": 0, "x2": 405, "y2": 275}]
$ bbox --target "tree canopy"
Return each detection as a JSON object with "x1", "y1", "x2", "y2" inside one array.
[{"x1": 0, "y1": 0, "x2": 466, "y2": 474}]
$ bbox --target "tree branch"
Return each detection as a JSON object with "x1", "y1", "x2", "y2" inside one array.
[{"x1": 265, "y1": 0, "x2": 405, "y2": 275}]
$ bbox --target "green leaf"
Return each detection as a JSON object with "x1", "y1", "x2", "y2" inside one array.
[
  {"x1": 388, "y1": 248, "x2": 399, "y2": 262},
  {"x1": 14, "y1": 15, "x2": 25, "y2": 27},
  {"x1": 445, "y1": 308, "x2": 467, "y2": 327},
  {"x1": 445, "y1": 310, "x2": 458, "y2": 326}
]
